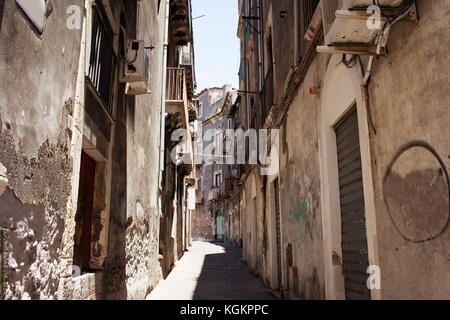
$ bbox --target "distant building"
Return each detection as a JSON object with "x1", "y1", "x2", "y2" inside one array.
[{"x1": 192, "y1": 85, "x2": 238, "y2": 241}]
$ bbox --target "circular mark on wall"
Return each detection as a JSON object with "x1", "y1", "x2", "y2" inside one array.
[{"x1": 383, "y1": 141, "x2": 450, "y2": 243}]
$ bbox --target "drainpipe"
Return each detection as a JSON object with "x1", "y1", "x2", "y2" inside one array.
[{"x1": 159, "y1": 0, "x2": 170, "y2": 180}]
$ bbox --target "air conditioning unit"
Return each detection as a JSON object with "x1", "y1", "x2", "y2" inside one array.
[
  {"x1": 121, "y1": 40, "x2": 149, "y2": 83},
  {"x1": 321, "y1": 0, "x2": 405, "y2": 45},
  {"x1": 125, "y1": 81, "x2": 151, "y2": 95}
]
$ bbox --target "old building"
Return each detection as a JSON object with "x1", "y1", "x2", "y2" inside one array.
[
  {"x1": 235, "y1": 0, "x2": 449, "y2": 300},
  {"x1": 0, "y1": 0, "x2": 195, "y2": 300},
  {"x1": 191, "y1": 85, "x2": 238, "y2": 241}
]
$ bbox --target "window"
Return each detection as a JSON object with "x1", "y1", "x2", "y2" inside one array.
[
  {"x1": 215, "y1": 131, "x2": 223, "y2": 156},
  {"x1": 88, "y1": 4, "x2": 116, "y2": 114},
  {"x1": 228, "y1": 118, "x2": 234, "y2": 130},
  {"x1": 15, "y1": 0, "x2": 47, "y2": 34},
  {"x1": 215, "y1": 172, "x2": 222, "y2": 188},
  {"x1": 198, "y1": 102, "x2": 203, "y2": 118}
]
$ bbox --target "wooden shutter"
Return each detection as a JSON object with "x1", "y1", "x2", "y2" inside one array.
[{"x1": 334, "y1": 106, "x2": 371, "y2": 300}]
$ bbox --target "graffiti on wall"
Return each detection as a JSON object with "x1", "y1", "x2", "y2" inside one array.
[{"x1": 288, "y1": 196, "x2": 311, "y2": 254}]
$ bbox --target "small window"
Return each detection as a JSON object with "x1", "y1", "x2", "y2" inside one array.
[
  {"x1": 215, "y1": 131, "x2": 223, "y2": 155},
  {"x1": 198, "y1": 102, "x2": 203, "y2": 118},
  {"x1": 215, "y1": 172, "x2": 222, "y2": 188},
  {"x1": 228, "y1": 118, "x2": 234, "y2": 130},
  {"x1": 15, "y1": 0, "x2": 47, "y2": 34}
]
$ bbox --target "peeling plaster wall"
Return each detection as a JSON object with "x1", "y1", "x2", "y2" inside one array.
[
  {"x1": 0, "y1": 0, "x2": 83, "y2": 299},
  {"x1": 102, "y1": 0, "x2": 165, "y2": 300},
  {"x1": 273, "y1": 0, "x2": 449, "y2": 300},
  {"x1": 237, "y1": 0, "x2": 449, "y2": 300},
  {"x1": 367, "y1": 0, "x2": 450, "y2": 299},
  {"x1": 277, "y1": 52, "x2": 329, "y2": 300}
]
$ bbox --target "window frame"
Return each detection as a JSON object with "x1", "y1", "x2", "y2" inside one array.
[
  {"x1": 198, "y1": 101, "x2": 203, "y2": 118},
  {"x1": 214, "y1": 172, "x2": 223, "y2": 188}
]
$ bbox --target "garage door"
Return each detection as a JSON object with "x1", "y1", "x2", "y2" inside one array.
[{"x1": 334, "y1": 106, "x2": 371, "y2": 300}]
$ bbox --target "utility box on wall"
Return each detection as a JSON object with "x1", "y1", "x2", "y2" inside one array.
[
  {"x1": 122, "y1": 40, "x2": 149, "y2": 83},
  {"x1": 121, "y1": 40, "x2": 151, "y2": 95}
]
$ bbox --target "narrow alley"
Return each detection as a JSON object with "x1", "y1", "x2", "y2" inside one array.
[
  {"x1": 147, "y1": 241, "x2": 273, "y2": 300},
  {"x1": 0, "y1": 0, "x2": 449, "y2": 304}
]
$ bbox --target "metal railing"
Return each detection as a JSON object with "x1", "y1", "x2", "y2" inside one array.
[
  {"x1": 166, "y1": 67, "x2": 186, "y2": 102},
  {"x1": 88, "y1": 8, "x2": 115, "y2": 114}
]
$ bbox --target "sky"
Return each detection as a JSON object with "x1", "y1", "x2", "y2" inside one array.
[{"x1": 192, "y1": 0, "x2": 240, "y2": 93}]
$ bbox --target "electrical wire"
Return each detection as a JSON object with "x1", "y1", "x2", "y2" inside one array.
[{"x1": 337, "y1": 54, "x2": 358, "y2": 69}]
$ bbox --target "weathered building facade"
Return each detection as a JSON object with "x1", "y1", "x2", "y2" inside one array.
[
  {"x1": 235, "y1": 0, "x2": 449, "y2": 300},
  {"x1": 192, "y1": 85, "x2": 237, "y2": 241},
  {"x1": 0, "y1": 0, "x2": 195, "y2": 300}
]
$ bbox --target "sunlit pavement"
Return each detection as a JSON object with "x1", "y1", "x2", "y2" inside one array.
[{"x1": 146, "y1": 241, "x2": 273, "y2": 300}]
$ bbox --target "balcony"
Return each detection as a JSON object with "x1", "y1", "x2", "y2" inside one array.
[
  {"x1": 166, "y1": 67, "x2": 186, "y2": 108},
  {"x1": 166, "y1": 67, "x2": 194, "y2": 170},
  {"x1": 208, "y1": 188, "x2": 221, "y2": 202}
]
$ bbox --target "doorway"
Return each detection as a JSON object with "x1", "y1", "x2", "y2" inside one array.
[
  {"x1": 334, "y1": 106, "x2": 370, "y2": 300},
  {"x1": 251, "y1": 197, "x2": 257, "y2": 269},
  {"x1": 73, "y1": 151, "x2": 96, "y2": 272},
  {"x1": 273, "y1": 178, "x2": 282, "y2": 290},
  {"x1": 216, "y1": 210, "x2": 223, "y2": 240}
]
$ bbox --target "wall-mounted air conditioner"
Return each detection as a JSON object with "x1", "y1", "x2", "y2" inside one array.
[
  {"x1": 121, "y1": 40, "x2": 149, "y2": 83},
  {"x1": 125, "y1": 81, "x2": 151, "y2": 95},
  {"x1": 321, "y1": 0, "x2": 405, "y2": 45}
]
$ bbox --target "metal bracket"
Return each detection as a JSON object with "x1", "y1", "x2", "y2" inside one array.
[{"x1": 240, "y1": 16, "x2": 261, "y2": 35}]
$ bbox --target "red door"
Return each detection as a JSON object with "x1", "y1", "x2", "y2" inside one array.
[{"x1": 74, "y1": 151, "x2": 96, "y2": 272}]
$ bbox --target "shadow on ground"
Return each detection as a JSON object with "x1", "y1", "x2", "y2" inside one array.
[{"x1": 193, "y1": 242, "x2": 272, "y2": 300}]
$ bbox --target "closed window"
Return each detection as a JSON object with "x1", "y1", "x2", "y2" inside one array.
[
  {"x1": 228, "y1": 118, "x2": 233, "y2": 130},
  {"x1": 215, "y1": 172, "x2": 222, "y2": 188},
  {"x1": 198, "y1": 102, "x2": 203, "y2": 118},
  {"x1": 15, "y1": 0, "x2": 47, "y2": 34},
  {"x1": 215, "y1": 131, "x2": 223, "y2": 156}
]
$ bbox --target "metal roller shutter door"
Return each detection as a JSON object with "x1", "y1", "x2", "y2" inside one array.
[{"x1": 334, "y1": 106, "x2": 371, "y2": 300}]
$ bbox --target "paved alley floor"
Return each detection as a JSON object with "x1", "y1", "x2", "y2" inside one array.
[{"x1": 146, "y1": 241, "x2": 273, "y2": 300}]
